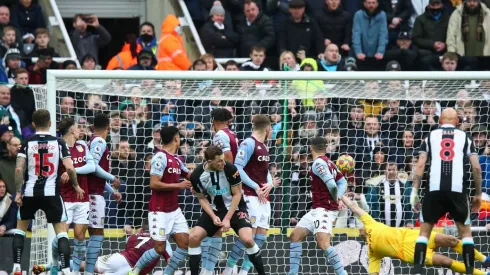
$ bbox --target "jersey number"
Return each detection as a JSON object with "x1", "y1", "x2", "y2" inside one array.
[
  {"x1": 135, "y1": 237, "x2": 151, "y2": 249},
  {"x1": 440, "y1": 138, "x2": 455, "y2": 161},
  {"x1": 34, "y1": 153, "x2": 55, "y2": 176}
]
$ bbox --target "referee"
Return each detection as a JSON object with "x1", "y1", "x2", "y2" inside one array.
[{"x1": 410, "y1": 108, "x2": 482, "y2": 275}]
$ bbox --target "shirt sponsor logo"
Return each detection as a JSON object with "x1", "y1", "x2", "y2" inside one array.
[
  {"x1": 206, "y1": 186, "x2": 229, "y2": 196},
  {"x1": 167, "y1": 168, "x2": 181, "y2": 174},
  {"x1": 258, "y1": 155, "x2": 270, "y2": 161}
]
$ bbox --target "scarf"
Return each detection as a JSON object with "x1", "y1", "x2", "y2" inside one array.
[
  {"x1": 383, "y1": 179, "x2": 402, "y2": 227},
  {"x1": 0, "y1": 193, "x2": 12, "y2": 220},
  {"x1": 462, "y1": 5, "x2": 484, "y2": 42}
]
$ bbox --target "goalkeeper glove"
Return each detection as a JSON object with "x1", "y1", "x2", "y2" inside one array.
[{"x1": 410, "y1": 187, "x2": 420, "y2": 211}]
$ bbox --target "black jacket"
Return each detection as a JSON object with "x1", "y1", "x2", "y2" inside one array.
[
  {"x1": 277, "y1": 14, "x2": 324, "y2": 57},
  {"x1": 412, "y1": 7, "x2": 450, "y2": 52},
  {"x1": 10, "y1": 1, "x2": 45, "y2": 35},
  {"x1": 237, "y1": 12, "x2": 275, "y2": 57},
  {"x1": 10, "y1": 85, "x2": 35, "y2": 128},
  {"x1": 315, "y1": 5, "x2": 352, "y2": 48},
  {"x1": 200, "y1": 20, "x2": 239, "y2": 58}
]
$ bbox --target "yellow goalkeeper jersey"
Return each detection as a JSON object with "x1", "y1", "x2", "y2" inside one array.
[{"x1": 360, "y1": 213, "x2": 437, "y2": 273}]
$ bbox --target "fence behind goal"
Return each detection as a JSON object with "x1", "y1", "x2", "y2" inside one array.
[{"x1": 28, "y1": 70, "x2": 490, "y2": 274}]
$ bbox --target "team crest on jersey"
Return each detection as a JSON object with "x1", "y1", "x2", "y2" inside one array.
[
  {"x1": 251, "y1": 216, "x2": 256, "y2": 224},
  {"x1": 76, "y1": 145, "x2": 84, "y2": 152},
  {"x1": 159, "y1": 228, "x2": 165, "y2": 236}
]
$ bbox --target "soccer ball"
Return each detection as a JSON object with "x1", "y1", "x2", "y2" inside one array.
[{"x1": 336, "y1": 155, "x2": 355, "y2": 174}]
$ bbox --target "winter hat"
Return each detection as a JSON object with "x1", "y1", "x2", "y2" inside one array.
[
  {"x1": 0, "y1": 124, "x2": 13, "y2": 137},
  {"x1": 210, "y1": 5, "x2": 225, "y2": 16},
  {"x1": 5, "y1": 48, "x2": 21, "y2": 61}
]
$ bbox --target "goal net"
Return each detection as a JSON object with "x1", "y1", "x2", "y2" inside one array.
[{"x1": 28, "y1": 70, "x2": 490, "y2": 275}]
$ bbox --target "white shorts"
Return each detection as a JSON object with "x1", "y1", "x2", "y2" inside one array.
[
  {"x1": 244, "y1": 195, "x2": 271, "y2": 229},
  {"x1": 149, "y1": 208, "x2": 189, "y2": 241},
  {"x1": 95, "y1": 253, "x2": 131, "y2": 275},
  {"x1": 89, "y1": 195, "x2": 105, "y2": 229},
  {"x1": 65, "y1": 202, "x2": 89, "y2": 225},
  {"x1": 297, "y1": 208, "x2": 339, "y2": 235}
]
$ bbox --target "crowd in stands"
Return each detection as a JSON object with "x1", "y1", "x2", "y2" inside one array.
[{"x1": 5, "y1": 0, "x2": 490, "y2": 235}]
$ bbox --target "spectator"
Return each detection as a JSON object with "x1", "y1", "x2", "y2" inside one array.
[
  {"x1": 0, "y1": 5, "x2": 21, "y2": 45},
  {"x1": 350, "y1": 115, "x2": 389, "y2": 166},
  {"x1": 237, "y1": 0, "x2": 275, "y2": 57},
  {"x1": 0, "y1": 124, "x2": 13, "y2": 154},
  {"x1": 313, "y1": 97, "x2": 339, "y2": 130},
  {"x1": 315, "y1": 0, "x2": 352, "y2": 55},
  {"x1": 0, "y1": 136, "x2": 19, "y2": 193},
  {"x1": 0, "y1": 85, "x2": 21, "y2": 138},
  {"x1": 412, "y1": 0, "x2": 449, "y2": 56},
  {"x1": 241, "y1": 45, "x2": 270, "y2": 71},
  {"x1": 352, "y1": 0, "x2": 388, "y2": 62},
  {"x1": 366, "y1": 161, "x2": 413, "y2": 227},
  {"x1": 70, "y1": 14, "x2": 111, "y2": 64},
  {"x1": 56, "y1": 96, "x2": 76, "y2": 123},
  {"x1": 62, "y1": 60, "x2": 77, "y2": 70},
  {"x1": 127, "y1": 49, "x2": 157, "y2": 70},
  {"x1": 25, "y1": 28, "x2": 60, "y2": 58},
  {"x1": 339, "y1": 103, "x2": 365, "y2": 148},
  {"x1": 0, "y1": 179, "x2": 16, "y2": 236},
  {"x1": 137, "y1": 22, "x2": 158, "y2": 55},
  {"x1": 0, "y1": 25, "x2": 19, "y2": 57},
  {"x1": 266, "y1": 0, "x2": 290, "y2": 32},
  {"x1": 394, "y1": 128, "x2": 416, "y2": 168},
  {"x1": 10, "y1": 68, "x2": 33, "y2": 127},
  {"x1": 156, "y1": 14, "x2": 192, "y2": 70},
  {"x1": 277, "y1": 0, "x2": 324, "y2": 60},
  {"x1": 106, "y1": 34, "x2": 141, "y2": 70},
  {"x1": 471, "y1": 124, "x2": 488, "y2": 155},
  {"x1": 224, "y1": 59, "x2": 239, "y2": 70},
  {"x1": 147, "y1": 123, "x2": 162, "y2": 152},
  {"x1": 120, "y1": 103, "x2": 146, "y2": 149},
  {"x1": 279, "y1": 50, "x2": 300, "y2": 71},
  {"x1": 200, "y1": 4, "x2": 239, "y2": 58},
  {"x1": 200, "y1": 53, "x2": 218, "y2": 70},
  {"x1": 10, "y1": 0, "x2": 45, "y2": 43},
  {"x1": 80, "y1": 53, "x2": 96, "y2": 70},
  {"x1": 385, "y1": 31, "x2": 419, "y2": 70},
  {"x1": 27, "y1": 47, "x2": 58, "y2": 84},
  {"x1": 108, "y1": 111, "x2": 125, "y2": 150},
  {"x1": 317, "y1": 43, "x2": 346, "y2": 71},
  {"x1": 386, "y1": 1, "x2": 413, "y2": 36},
  {"x1": 447, "y1": 0, "x2": 490, "y2": 56}
]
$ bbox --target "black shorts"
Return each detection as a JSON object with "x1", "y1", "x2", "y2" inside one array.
[
  {"x1": 195, "y1": 209, "x2": 252, "y2": 237},
  {"x1": 19, "y1": 196, "x2": 67, "y2": 224},
  {"x1": 421, "y1": 191, "x2": 470, "y2": 225}
]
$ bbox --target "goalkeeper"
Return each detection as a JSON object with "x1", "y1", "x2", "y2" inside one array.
[{"x1": 340, "y1": 195, "x2": 490, "y2": 275}]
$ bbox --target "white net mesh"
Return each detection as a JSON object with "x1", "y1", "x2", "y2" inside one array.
[
  {"x1": 31, "y1": 74, "x2": 490, "y2": 274},
  {"x1": 29, "y1": 211, "x2": 49, "y2": 271}
]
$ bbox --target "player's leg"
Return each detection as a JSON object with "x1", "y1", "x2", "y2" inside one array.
[
  {"x1": 72, "y1": 202, "x2": 89, "y2": 274},
  {"x1": 163, "y1": 209, "x2": 190, "y2": 275},
  {"x1": 314, "y1": 210, "x2": 346, "y2": 275},
  {"x1": 13, "y1": 197, "x2": 38, "y2": 274},
  {"x1": 451, "y1": 192, "x2": 475, "y2": 274},
  {"x1": 86, "y1": 195, "x2": 106, "y2": 275},
  {"x1": 238, "y1": 199, "x2": 270, "y2": 275},
  {"x1": 45, "y1": 196, "x2": 71, "y2": 275},
  {"x1": 414, "y1": 191, "x2": 441, "y2": 275},
  {"x1": 230, "y1": 209, "x2": 266, "y2": 275},
  {"x1": 431, "y1": 253, "x2": 488, "y2": 275},
  {"x1": 189, "y1": 226, "x2": 211, "y2": 275},
  {"x1": 288, "y1": 227, "x2": 310, "y2": 275},
  {"x1": 130, "y1": 212, "x2": 167, "y2": 275},
  {"x1": 223, "y1": 196, "x2": 256, "y2": 275},
  {"x1": 204, "y1": 232, "x2": 223, "y2": 274},
  {"x1": 434, "y1": 233, "x2": 488, "y2": 264}
]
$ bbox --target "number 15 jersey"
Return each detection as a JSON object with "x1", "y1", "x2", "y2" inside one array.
[{"x1": 420, "y1": 124, "x2": 477, "y2": 193}]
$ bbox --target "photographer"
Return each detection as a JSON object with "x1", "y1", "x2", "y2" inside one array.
[{"x1": 70, "y1": 13, "x2": 111, "y2": 64}]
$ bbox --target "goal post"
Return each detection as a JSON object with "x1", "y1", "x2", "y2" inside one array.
[{"x1": 34, "y1": 69, "x2": 490, "y2": 274}]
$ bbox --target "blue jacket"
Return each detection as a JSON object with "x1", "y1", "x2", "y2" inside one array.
[
  {"x1": 0, "y1": 194, "x2": 18, "y2": 232},
  {"x1": 352, "y1": 9, "x2": 388, "y2": 56},
  {"x1": 480, "y1": 155, "x2": 490, "y2": 194}
]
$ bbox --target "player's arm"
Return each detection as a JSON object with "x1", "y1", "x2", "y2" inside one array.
[
  {"x1": 149, "y1": 153, "x2": 188, "y2": 191},
  {"x1": 89, "y1": 137, "x2": 116, "y2": 182},
  {"x1": 58, "y1": 139, "x2": 79, "y2": 188},
  {"x1": 235, "y1": 139, "x2": 260, "y2": 191},
  {"x1": 411, "y1": 137, "x2": 429, "y2": 210},
  {"x1": 467, "y1": 136, "x2": 482, "y2": 197},
  {"x1": 176, "y1": 156, "x2": 191, "y2": 180},
  {"x1": 224, "y1": 163, "x2": 243, "y2": 221},
  {"x1": 341, "y1": 195, "x2": 367, "y2": 217},
  {"x1": 367, "y1": 243, "x2": 382, "y2": 275},
  {"x1": 213, "y1": 132, "x2": 233, "y2": 163},
  {"x1": 14, "y1": 156, "x2": 26, "y2": 194},
  {"x1": 190, "y1": 172, "x2": 217, "y2": 219}
]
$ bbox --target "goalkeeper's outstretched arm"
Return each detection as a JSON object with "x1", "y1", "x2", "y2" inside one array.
[{"x1": 341, "y1": 195, "x2": 367, "y2": 217}]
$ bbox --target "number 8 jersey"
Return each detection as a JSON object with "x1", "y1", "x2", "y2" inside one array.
[{"x1": 420, "y1": 124, "x2": 477, "y2": 193}]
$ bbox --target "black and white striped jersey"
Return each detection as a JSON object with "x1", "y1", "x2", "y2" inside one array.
[
  {"x1": 18, "y1": 132, "x2": 71, "y2": 197},
  {"x1": 420, "y1": 124, "x2": 477, "y2": 193},
  {"x1": 190, "y1": 161, "x2": 246, "y2": 212}
]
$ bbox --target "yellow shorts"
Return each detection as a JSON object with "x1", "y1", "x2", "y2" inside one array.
[{"x1": 402, "y1": 232, "x2": 437, "y2": 266}]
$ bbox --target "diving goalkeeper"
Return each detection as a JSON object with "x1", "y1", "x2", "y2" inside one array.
[{"x1": 340, "y1": 196, "x2": 490, "y2": 275}]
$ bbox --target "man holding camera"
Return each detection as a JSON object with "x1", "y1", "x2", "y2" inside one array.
[{"x1": 70, "y1": 14, "x2": 111, "y2": 65}]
